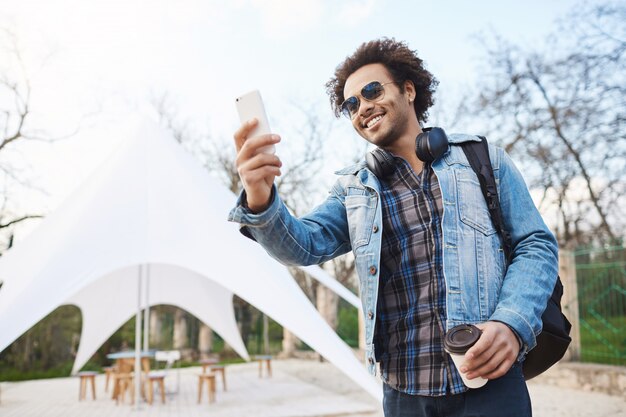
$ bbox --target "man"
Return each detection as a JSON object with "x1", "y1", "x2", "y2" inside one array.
[{"x1": 229, "y1": 38, "x2": 558, "y2": 416}]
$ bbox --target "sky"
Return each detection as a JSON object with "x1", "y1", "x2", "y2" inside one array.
[{"x1": 1, "y1": 0, "x2": 584, "y2": 239}]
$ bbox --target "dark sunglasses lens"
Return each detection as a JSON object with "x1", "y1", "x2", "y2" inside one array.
[
  {"x1": 362, "y1": 81, "x2": 384, "y2": 100},
  {"x1": 341, "y1": 96, "x2": 360, "y2": 118}
]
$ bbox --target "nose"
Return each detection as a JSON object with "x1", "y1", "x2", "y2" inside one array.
[{"x1": 357, "y1": 98, "x2": 375, "y2": 119}]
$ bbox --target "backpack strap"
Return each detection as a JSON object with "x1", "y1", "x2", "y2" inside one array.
[
  {"x1": 460, "y1": 137, "x2": 571, "y2": 379},
  {"x1": 461, "y1": 136, "x2": 513, "y2": 263}
]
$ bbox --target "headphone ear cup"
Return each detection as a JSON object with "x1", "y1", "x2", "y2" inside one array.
[
  {"x1": 415, "y1": 127, "x2": 449, "y2": 162},
  {"x1": 366, "y1": 148, "x2": 395, "y2": 178},
  {"x1": 415, "y1": 132, "x2": 431, "y2": 162}
]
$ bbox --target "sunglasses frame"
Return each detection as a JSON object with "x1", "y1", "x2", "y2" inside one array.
[{"x1": 341, "y1": 81, "x2": 397, "y2": 119}]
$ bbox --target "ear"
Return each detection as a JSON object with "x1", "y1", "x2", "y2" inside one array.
[{"x1": 403, "y1": 80, "x2": 416, "y2": 102}]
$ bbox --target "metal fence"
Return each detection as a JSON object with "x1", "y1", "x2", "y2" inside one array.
[{"x1": 574, "y1": 246, "x2": 626, "y2": 366}]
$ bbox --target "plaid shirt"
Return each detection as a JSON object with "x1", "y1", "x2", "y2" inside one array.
[{"x1": 375, "y1": 155, "x2": 466, "y2": 396}]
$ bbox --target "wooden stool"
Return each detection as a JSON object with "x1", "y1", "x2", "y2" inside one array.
[
  {"x1": 197, "y1": 373, "x2": 216, "y2": 404},
  {"x1": 77, "y1": 371, "x2": 97, "y2": 400},
  {"x1": 113, "y1": 373, "x2": 135, "y2": 405},
  {"x1": 200, "y1": 358, "x2": 219, "y2": 374},
  {"x1": 103, "y1": 366, "x2": 114, "y2": 392},
  {"x1": 209, "y1": 365, "x2": 227, "y2": 391},
  {"x1": 147, "y1": 372, "x2": 166, "y2": 405},
  {"x1": 255, "y1": 355, "x2": 272, "y2": 378}
]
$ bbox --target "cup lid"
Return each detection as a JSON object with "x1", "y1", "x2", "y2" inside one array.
[{"x1": 444, "y1": 324, "x2": 482, "y2": 354}]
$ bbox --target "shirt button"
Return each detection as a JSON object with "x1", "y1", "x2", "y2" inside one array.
[
  {"x1": 372, "y1": 224, "x2": 379, "y2": 233},
  {"x1": 367, "y1": 311, "x2": 374, "y2": 320},
  {"x1": 369, "y1": 266, "x2": 377, "y2": 275}
]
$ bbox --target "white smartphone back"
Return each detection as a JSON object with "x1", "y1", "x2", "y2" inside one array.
[{"x1": 235, "y1": 90, "x2": 275, "y2": 154}]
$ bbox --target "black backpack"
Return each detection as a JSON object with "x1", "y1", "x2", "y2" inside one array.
[{"x1": 462, "y1": 136, "x2": 572, "y2": 380}]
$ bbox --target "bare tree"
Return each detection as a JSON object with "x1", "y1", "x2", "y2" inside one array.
[
  {"x1": 0, "y1": 28, "x2": 87, "y2": 252},
  {"x1": 0, "y1": 29, "x2": 47, "y2": 251},
  {"x1": 467, "y1": 2, "x2": 625, "y2": 249}
]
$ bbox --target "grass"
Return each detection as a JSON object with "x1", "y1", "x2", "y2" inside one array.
[
  {"x1": 579, "y1": 315, "x2": 626, "y2": 366},
  {"x1": 0, "y1": 361, "x2": 75, "y2": 382}
]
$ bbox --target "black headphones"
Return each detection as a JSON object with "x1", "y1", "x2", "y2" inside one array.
[{"x1": 365, "y1": 127, "x2": 449, "y2": 178}]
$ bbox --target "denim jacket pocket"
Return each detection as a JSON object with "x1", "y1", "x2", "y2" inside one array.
[
  {"x1": 345, "y1": 193, "x2": 376, "y2": 249},
  {"x1": 456, "y1": 169, "x2": 497, "y2": 236}
]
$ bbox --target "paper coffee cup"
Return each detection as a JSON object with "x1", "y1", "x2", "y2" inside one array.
[{"x1": 444, "y1": 324, "x2": 488, "y2": 389}]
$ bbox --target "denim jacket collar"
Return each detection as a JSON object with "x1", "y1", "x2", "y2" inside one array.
[{"x1": 334, "y1": 133, "x2": 483, "y2": 177}]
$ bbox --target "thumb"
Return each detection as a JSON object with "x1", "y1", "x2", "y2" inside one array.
[{"x1": 465, "y1": 325, "x2": 489, "y2": 359}]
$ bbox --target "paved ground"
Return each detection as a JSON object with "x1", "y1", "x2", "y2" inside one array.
[{"x1": 1, "y1": 359, "x2": 625, "y2": 417}]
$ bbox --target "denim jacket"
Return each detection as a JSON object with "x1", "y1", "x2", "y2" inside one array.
[{"x1": 228, "y1": 133, "x2": 559, "y2": 375}]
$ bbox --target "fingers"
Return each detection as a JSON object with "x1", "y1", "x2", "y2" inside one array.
[
  {"x1": 465, "y1": 349, "x2": 512, "y2": 380},
  {"x1": 236, "y1": 151, "x2": 282, "y2": 212},
  {"x1": 233, "y1": 119, "x2": 281, "y2": 155},
  {"x1": 232, "y1": 120, "x2": 283, "y2": 213},
  {"x1": 463, "y1": 324, "x2": 493, "y2": 367},
  {"x1": 461, "y1": 321, "x2": 519, "y2": 380},
  {"x1": 242, "y1": 135, "x2": 280, "y2": 161},
  {"x1": 236, "y1": 148, "x2": 282, "y2": 172},
  {"x1": 461, "y1": 330, "x2": 497, "y2": 377},
  {"x1": 237, "y1": 152, "x2": 283, "y2": 182},
  {"x1": 482, "y1": 357, "x2": 515, "y2": 380},
  {"x1": 233, "y1": 119, "x2": 258, "y2": 151}
]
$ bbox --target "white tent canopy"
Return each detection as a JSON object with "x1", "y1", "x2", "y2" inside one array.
[
  {"x1": 66, "y1": 263, "x2": 249, "y2": 374},
  {"x1": 0, "y1": 119, "x2": 380, "y2": 400}
]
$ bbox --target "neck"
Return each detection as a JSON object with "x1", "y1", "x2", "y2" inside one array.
[{"x1": 383, "y1": 121, "x2": 424, "y2": 173}]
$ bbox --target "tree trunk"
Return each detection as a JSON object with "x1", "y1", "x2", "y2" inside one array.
[
  {"x1": 198, "y1": 323, "x2": 213, "y2": 359},
  {"x1": 262, "y1": 314, "x2": 270, "y2": 354},
  {"x1": 234, "y1": 298, "x2": 252, "y2": 350},
  {"x1": 41, "y1": 322, "x2": 52, "y2": 367},
  {"x1": 173, "y1": 309, "x2": 187, "y2": 350},
  {"x1": 315, "y1": 285, "x2": 339, "y2": 362},
  {"x1": 21, "y1": 332, "x2": 32, "y2": 372},
  {"x1": 149, "y1": 309, "x2": 162, "y2": 348},
  {"x1": 281, "y1": 328, "x2": 299, "y2": 357},
  {"x1": 316, "y1": 285, "x2": 339, "y2": 330}
]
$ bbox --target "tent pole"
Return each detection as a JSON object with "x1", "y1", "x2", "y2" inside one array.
[
  {"x1": 143, "y1": 264, "x2": 150, "y2": 352},
  {"x1": 134, "y1": 265, "x2": 143, "y2": 411}
]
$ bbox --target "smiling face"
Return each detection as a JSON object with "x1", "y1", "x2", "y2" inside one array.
[{"x1": 343, "y1": 63, "x2": 419, "y2": 151}]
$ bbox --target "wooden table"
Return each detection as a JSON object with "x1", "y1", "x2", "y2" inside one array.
[{"x1": 106, "y1": 351, "x2": 155, "y2": 401}]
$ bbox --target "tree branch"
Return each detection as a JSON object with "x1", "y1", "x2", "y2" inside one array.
[
  {"x1": 526, "y1": 68, "x2": 617, "y2": 242},
  {"x1": 0, "y1": 214, "x2": 43, "y2": 229}
]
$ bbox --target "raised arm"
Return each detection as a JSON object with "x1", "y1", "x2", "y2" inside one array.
[{"x1": 233, "y1": 119, "x2": 282, "y2": 213}]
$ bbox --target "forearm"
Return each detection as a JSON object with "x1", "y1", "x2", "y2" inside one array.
[
  {"x1": 489, "y1": 147, "x2": 559, "y2": 353},
  {"x1": 490, "y1": 231, "x2": 558, "y2": 353},
  {"x1": 228, "y1": 185, "x2": 352, "y2": 266}
]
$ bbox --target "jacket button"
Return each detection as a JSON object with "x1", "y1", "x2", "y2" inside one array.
[
  {"x1": 368, "y1": 357, "x2": 375, "y2": 365},
  {"x1": 369, "y1": 266, "x2": 377, "y2": 275},
  {"x1": 368, "y1": 311, "x2": 374, "y2": 319},
  {"x1": 372, "y1": 224, "x2": 379, "y2": 233}
]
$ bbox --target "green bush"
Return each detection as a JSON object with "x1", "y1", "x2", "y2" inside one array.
[{"x1": 337, "y1": 301, "x2": 359, "y2": 347}]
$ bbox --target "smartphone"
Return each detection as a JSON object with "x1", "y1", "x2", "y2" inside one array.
[{"x1": 235, "y1": 90, "x2": 275, "y2": 154}]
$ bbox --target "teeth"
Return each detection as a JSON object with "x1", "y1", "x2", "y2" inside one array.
[{"x1": 366, "y1": 115, "x2": 383, "y2": 128}]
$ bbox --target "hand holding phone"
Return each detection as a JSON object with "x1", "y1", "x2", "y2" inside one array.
[
  {"x1": 233, "y1": 90, "x2": 281, "y2": 213},
  {"x1": 235, "y1": 90, "x2": 275, "y2": 154}
]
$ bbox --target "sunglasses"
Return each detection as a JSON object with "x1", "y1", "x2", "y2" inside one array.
[{"x1": 340, "y1": 81, "x2": 397, "y2": 119}]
